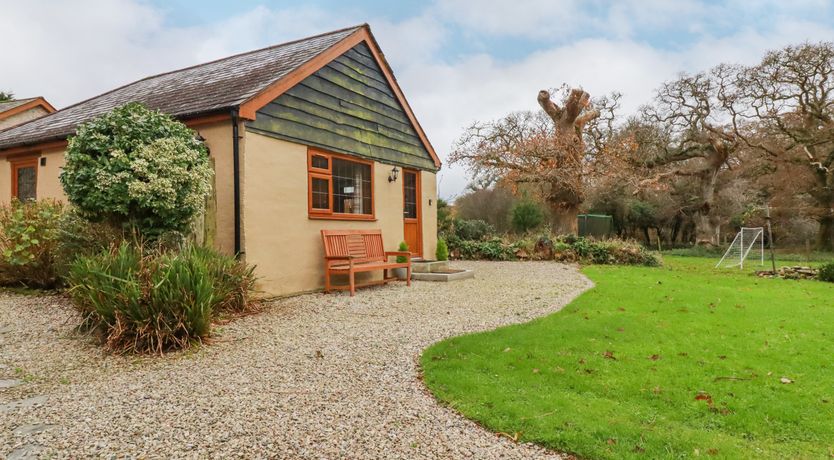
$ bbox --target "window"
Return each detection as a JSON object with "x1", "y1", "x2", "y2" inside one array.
[
  {"x1": 403, "y1": 170, "x2": 418, "y2": 219},
  {"x1": 11, "y1": 158, "x2": 38, "y2": 202},
  {"x1": 308, "y1": 149, "x2": 374, "y2": 219}
]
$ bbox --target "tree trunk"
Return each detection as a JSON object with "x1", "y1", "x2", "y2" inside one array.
[
  {"x1": 818, "y1": 215, "x2": 834, "y2": 251},
  {"x1": 693, "y1": 211, "x2": 717, "y2": 246},
  {"x1": 550, "y1": 204, "x2": 579, "y2": 235}
]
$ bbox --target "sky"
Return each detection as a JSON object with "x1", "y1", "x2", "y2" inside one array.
[{"x1": 2, "y1": 0, "x2": 834, "y2": 199}]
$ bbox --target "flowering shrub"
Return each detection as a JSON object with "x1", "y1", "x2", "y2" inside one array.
[
  {"x1": 0, "y1": 199, "x2": 64, "y2": 288},
  {"x1": 60, "y1": 103, "x2": 212, "y2": 237}
]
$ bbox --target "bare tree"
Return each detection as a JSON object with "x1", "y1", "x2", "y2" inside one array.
[
  {"x1": 726, "y1": 42, "x2": 834, "y2": 249},
  {"x1": 451, "y1": 86, "x2": 620, "y2": 234},
  {"x1": 636, "y1": 69, "x2": 740, "y2": 245}
]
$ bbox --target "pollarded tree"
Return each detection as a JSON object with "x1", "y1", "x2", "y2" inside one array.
[
  {"x1": 727, "y1": 42, "x2": 834, "y2": 249},
  {"x1": 636, "y1": 68, "x2": 740, "y2": 245},
  {"x1": 451, "y1": 86, "x2": 620, "y2": 234},
  {"x1": 60, "y1": 103, "x2": 213, "y2": 237}
]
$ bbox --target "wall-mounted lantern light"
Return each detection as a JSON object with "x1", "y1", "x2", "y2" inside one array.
[{"x1": 388, "y1": 166, "x2": 399, "y2": 183}]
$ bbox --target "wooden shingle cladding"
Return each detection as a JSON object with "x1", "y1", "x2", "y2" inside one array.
[{"x1": 245, "y1": 43, "x2": 437, "y2": 171}]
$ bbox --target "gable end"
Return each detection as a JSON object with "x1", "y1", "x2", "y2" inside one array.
[{"x1": 244, "y1": 37, "x2": 438, "y2": 171}]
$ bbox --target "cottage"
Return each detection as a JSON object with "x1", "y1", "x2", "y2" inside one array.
[
  {"x1": 0, "y1": 25, "x2": 440, "y2": 296},
  {"x1": 0, "y1": 97, "x2": 55, "y2": 131}
]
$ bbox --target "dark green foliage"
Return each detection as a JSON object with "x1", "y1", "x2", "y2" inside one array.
[
  {"x1": 55, "y1": 208, "x2": 126, "y2": 272},
  {"x1": 437, "y1": 199, "x2": 453, "y2": 237},
  {"x1": 449, "y1": 237, "x2": 518, "y2": 261},
  {"x1": 453, "y1": 219, "x2": 495, "y2": 241},
  {"x1": 818, "y1": 261, "x2": 834, "y2": 282},
  {"x1": 436, "y1": 238, "x2": 449, "y2": 261},
  {"x1": 511, "y1": 200, "x2": 545, "y2": 233},
  {"x1": 397, "y1": 241, "x2": 409, "y2": 263},
  {"x1": 553, "y1": 236, "x2": 660, "y2": 266},
  {"x1": 61, "y1": 102, "x2": 212, "y2": 238},
  {"x1": 447, "y1": 231, "x2": 660, "y2": 266},
  {"x1": 0, "y1": 91, "x2": 13, "y2": 102},
  {"x1": 0, "y1": 200, "x2": 64, "y2": 288},
  {"x1": 66, "y1": 242, "x2": 257, "y2": 353}
]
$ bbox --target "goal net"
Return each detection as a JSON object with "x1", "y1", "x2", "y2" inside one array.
[{"x1": 715, "y1": 227, "x2": 764, "y2": 269}]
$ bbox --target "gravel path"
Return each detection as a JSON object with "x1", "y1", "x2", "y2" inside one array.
[{"x1": 0, "y1": 261, "x2": 592, "y2": 459}]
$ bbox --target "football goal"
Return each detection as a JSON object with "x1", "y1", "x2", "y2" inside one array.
[{"x1": 715, "y1": 227, "x2": 764, "y2": 269}]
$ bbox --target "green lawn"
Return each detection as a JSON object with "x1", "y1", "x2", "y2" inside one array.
[{"x1": 421, "y1": 257, "x2": 834, "y2": 459}]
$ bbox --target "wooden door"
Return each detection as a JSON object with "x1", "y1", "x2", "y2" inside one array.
[
  {"x1": 402, "y1": 169, "x2": 422, "y2": 257},
  {"x1": 11, "y1": 158, "x2": 38, "y2": 202}
]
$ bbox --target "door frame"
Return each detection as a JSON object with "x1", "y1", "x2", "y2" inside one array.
[
  {"x1": 402, "y1": 168, "x2": 422, "y2": 258},
  {"x1": 10, "y1": 156, "x2": 39, "y2": 201}
]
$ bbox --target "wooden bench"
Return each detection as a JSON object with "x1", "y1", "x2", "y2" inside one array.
[{"x1": 321, "y1": 229, "x2": 412, "y2": 296}]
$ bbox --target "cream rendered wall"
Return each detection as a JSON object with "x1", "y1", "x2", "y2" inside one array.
[
  {"x1": 0, "y1": 121, "x2": 237, "y2": 258},
  {"x1": 192, "y1": 121, "x2": 236, "y2": 256},
  {"x1": 0, "y1": 146, "x2": 67, "y2": 203},
  {"x1": 242, "y1": 131, "x2": 438, "y2": 296},
  {"x1": 37, "y1": 148, "x2": 66, "y2": 200},
  {"x1": 0, "y1": 106, "x2": 49, "y2": 131},
  {"x1": 421, "y1": 170, "x2": 438, "y2": 260}
]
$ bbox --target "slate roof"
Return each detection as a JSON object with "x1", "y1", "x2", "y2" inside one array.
[
  {"x1": 0, "y1": 98, "x2": 39, "y2": 114},
  {"x1": 0, "y1": 25, "x2": 363, "y2": 150}
]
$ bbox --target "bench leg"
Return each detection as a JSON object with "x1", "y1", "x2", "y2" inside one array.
[
  {"x1": 324, "y1": 269, "x2": 331, "y2": 294},
  {"x1": 349, "y1": 269, "x2": 356, "y2": 297},
  {"x1": 406, "y1": 265, "x2": 411, "y2": 286}
]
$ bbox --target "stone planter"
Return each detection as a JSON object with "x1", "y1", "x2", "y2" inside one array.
[{"x1": 392, "y1": 267, "x2": 408, "y2": 280}]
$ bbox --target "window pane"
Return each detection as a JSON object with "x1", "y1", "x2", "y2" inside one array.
[
  {"x1": 16, "y1": 166, "x2": 36, "y2": 202},
  {"x1": 311, "y1": 177, "x2": 329, "y2": 210},
  {"x1": 332, "y1": 158, "x2": 372, "y2": 215},
  {"x1": 311, "y1": 155, "x2": 329, "y2": 170},
  {"x1": 403, "y1": 171, "x2": 417, "y2": 219}
]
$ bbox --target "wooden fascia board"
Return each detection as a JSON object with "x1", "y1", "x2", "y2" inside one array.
[
  {"x1": 0, "y1": 97, "x2": 56, "y2": 121},
  {"x1": 0, "y1": 113, "x2": 229, "y2": 155},
  {"x1": 0, "y1": 140, "x2": 68, "y2": 157},
  {"x1": 184, "y1": 113, "x2": 231, "y2": 128},
  {"x1": 239, "y1": 26, "x2": 442, "y2": 169}
]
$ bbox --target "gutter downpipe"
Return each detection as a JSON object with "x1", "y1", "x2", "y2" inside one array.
[{"x1": 231, "y1": 109, "x2": 242, "y2": 258}]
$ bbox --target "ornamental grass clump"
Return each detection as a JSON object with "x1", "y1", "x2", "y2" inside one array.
[{"x1": 67, "y1": 242, "x2": 256, "y2": 354}]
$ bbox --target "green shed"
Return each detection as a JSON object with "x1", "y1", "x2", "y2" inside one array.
[{"x1": 578, "y1": 214, "x2": 613, "y2": 238}]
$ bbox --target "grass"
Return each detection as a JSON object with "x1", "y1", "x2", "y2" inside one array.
[
  {"x1": 664, "y1": 246, "x2": 834, "y2": 264},
  {"x1": 421, "y1": 257, "x2": 834, "y2": 459}
]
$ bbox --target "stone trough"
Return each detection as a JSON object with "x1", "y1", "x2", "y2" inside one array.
[{"x1": 410, "y1": 260, "x2": 475, "y2": 282}]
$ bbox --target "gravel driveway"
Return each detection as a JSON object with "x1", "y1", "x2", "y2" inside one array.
[{"x1": 1, "y1": 261, "x2": 591, "y2": 459}]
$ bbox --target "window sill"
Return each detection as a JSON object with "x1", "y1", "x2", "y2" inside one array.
[{"x1": 308, "y1": 214, "x2": 377, "y2": 222}]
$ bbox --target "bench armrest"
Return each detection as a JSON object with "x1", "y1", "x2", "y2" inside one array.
[
  {"x1": 385, "y1": 251, "x2": 412, "y2": 260},
  {"x1": 325, "y1": 255, "x2": 355, "y2": 260}
]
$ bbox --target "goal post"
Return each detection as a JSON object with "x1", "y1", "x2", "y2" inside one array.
[{"x1": 715, "y1": 227, "x2": 765, "y2": 269}]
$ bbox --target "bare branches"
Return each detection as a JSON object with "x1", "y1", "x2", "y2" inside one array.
[{"x1": 451, "y1": 85, "x2": 621, "y2": 232}]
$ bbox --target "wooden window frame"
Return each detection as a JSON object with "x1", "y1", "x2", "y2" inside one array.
[
  {"x1": 307, "y1": 148, "x2": 375, "y2": 221},
  {"x1": 10, "y1": 156, "x2": 39, "y2": 201},
  {"x1": 402, "y1": 169, "x2": 421, "y2": 223}
]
